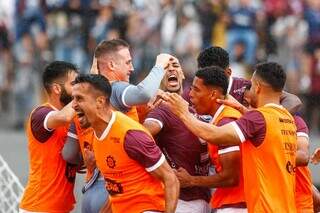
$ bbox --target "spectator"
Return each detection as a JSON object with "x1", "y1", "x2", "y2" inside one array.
[
  {"x1": 12, "y1": 34, "x2": 35, "y2": 129},
  {"x1": 174, "y1": 4, "x2": 201, "y2": 82},
  {"x1": 271, "y1": 7, "x2": 308, "y2": 93},
  {"x1": 227, "y1": 0, "x2": 258, "y2": 65}
]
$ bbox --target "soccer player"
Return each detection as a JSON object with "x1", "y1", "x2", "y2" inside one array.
[
  {"x1": 143, "y1": 58, "x2": 211, "y2": 212},
  {"x1": 93, "y1": 39, "x2": 174, "y2": 121},
  {"x1": 162, "y1": 62, "x2": 297, "y2": 213},
  {"x1": 196, "y1": 46, "x2": 302, "y2": 113},
  {"x1": 63, "y1": 39, "x2": 174, "y2": 212},
  {"x1": 19, "y1": 61, "x2": 78, "y2": 213},
  {"x1": 71, "y1": 74, "x2": 179, "y2": 213},
  {"x1": 173, "y1": 66, "x2": 246, "y2": 212}
]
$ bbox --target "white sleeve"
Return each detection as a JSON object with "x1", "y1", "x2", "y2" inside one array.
[
  {"x1": 230, "y1": 121, "x2": 246, "y2": 143},
  {"x1": 144, "y1": 118, "x2": 164, "y2": 129},
  {"x1": 43, "y1": 111, "x2": 56, "y2": 131},
  {"x1": 146, "y1": 154, "x2": 166, "y2": 172},
  {"x1": 218, "y1": 146, "x2": 240, "y2": 155},
  {"x1": 297, "y1": 132, "x2": 309, "y2": 139}
]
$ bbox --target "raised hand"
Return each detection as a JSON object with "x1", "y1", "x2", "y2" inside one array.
[
  {"x1": 161, "y1": 92, "x2": 189, "y2": 118},
  {"x1": 155, "y1": 53, "x2": 175, "y2": 70}
]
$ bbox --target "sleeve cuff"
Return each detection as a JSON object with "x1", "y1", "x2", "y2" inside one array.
[
  {"x1": 218, "y1": 146, "x2": 240, "y2": 155},
  {"x1": 144, "y1": 118, "x2": 163, "y2": 129},
  {"x1": 67, "y1": 132, "x2": 78, "y2": 140},
  {"x1": 43, "y1": 111, "x2": 56, "y2": 132},
  {"x1": 121, "y1": 85, "x2": 133, "y2": 108},
  {"x1": 146, "y1": 154, "x2": 165, "y2": 172},
  {"x1": 231, "y1": 121, "x2": 246, "y2": 143},
  {"x1": 297, "y1": 132, "x2": 309, "y2": 139}
]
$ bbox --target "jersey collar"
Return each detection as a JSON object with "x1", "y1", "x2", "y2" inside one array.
[
  {"x1": 210, "y1": 104, "x2": 225, "y2": 124},
  {"x1": 227, "y1": 77, "x2": 233, "y2": 94},
  {"x1": 95, "y1": 111, "x2": 116, "y2": 141},
  {"x1": 264, "y1": 103, "x2": 284, "y2": 109}
]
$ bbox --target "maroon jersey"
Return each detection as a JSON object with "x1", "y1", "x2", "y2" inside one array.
[
  {"x1": 228, "y1": 77, "x2": 251, "y2": 104},
  {"x1": 146, "y1": 104, "x2": 210, "y2": 202}
]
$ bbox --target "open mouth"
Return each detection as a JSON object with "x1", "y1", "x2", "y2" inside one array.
[
  {"x1": 167, "y1": 74, "x2": 179, "y2": 87},
  {"x1": 76, "y1": 110, "x2": 87, "y2": 124},
  {"x1": 76, "y1": 111, "x2": 85, "y2": 118}
]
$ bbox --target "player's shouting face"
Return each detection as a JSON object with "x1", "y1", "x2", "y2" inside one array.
[
  {"x1": 161, "y1": 58, "x2": 184, "y2": 93},
  {"x1": 72, "y1": 83, "x2": 95, "y2": 128}
]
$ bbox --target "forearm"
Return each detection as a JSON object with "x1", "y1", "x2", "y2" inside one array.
[
  {"x1": 47, "y1": 102, "x2": 75, "y2": 129},
  {"x1": 124, "y1": 66, "x2": 164, "y2": 106},
  {"x1": 179, "y1": 112, "x2": 217, "y2": 142},
  {"x1": 190, "y1": 174, "x2": 238, "y2": 188},
  {"x1": 164, "y1": 174, "x2": 179, "y2": 213},
  {"x1": 62, "y1": 139, "x2": 81, "y2": 164}
]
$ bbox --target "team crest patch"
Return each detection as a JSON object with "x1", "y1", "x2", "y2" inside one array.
[{"x1": 106, "y1": 155, "x2": 116, "y2": 169}]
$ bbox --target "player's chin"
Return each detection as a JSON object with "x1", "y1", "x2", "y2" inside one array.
[{"x1": 79, "y1": 117, "x2": 90, "y2": 128}]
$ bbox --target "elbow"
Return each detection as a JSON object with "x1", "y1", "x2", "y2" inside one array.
[{"x1": 296, "y1": 154, "x2": 310, "y2": 167}]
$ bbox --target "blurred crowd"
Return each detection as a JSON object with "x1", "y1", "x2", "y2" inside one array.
[{"x1": 1, "y1": 0, "x2": 320, "y2": 130}]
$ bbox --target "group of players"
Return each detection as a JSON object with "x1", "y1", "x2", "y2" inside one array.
[{"x1": 18, "y1": 38, "x2": 320, "y2": 213}]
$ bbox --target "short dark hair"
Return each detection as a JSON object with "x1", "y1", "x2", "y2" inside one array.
[
  {"x1": 73, "y1": 74, "x2": 112, "y2": 100},
  {"x1": 43, "y1": 61, "x2": 78, "y2": 93},
  {"x1": 197, "y1": 46, "x2": 229, "y2": 69},
  {"x1": 195, "y1": 66, "x2": 229, "y2": 95},
  {"x1": 94, "y1": 39, "x2": 129, "y2": 58},
  {"x1": 254, "y1": 62, "x2": 286, "y2": 92}
]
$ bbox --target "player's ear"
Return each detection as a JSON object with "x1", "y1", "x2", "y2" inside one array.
[
  {"x1": 51, "y1": 83, "x2": 61, "y2": 95},
  {"x1": 255, "y1": 82, "x2": 261, "y2": 94},
  {"x1": 225, "y1": 68, "x2": 232, "y2": 77},
  {"x1": 108, "y1": 60, "x2": 116, "y2": 71},
  {"x1": 210, "y1": 89, "x2": 217, "y2": 102},
  {"x1": 96, "y1": 96, "x2": 106, "y2": 108}
]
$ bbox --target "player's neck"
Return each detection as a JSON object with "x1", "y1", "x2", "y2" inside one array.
[
  {"x1": 209, "y1": 103, "x2": 222, "y2": 117},
  {"x1": 47, "y1": 97, "x2": 64, "y2": 110},
  {"x1": 93, "y1": 109, "x2": 113, "y2": 138},
  {"x1": 257, "y1": 93, "x2": 281, "y2": 108}
]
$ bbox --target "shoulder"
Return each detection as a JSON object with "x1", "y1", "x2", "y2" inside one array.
[
  {"x1": 294, "y1": 115, "x2": 309, "y2": 135},
  {"x1": 31, "y1": 105, "x2": 54, "y2": 119},
  {"x1": 31, "y1": 105, "x2": 55, "y2": 130},
  {"x1": 30, "y1": 105, "x2": 56, "y2": 142}
]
